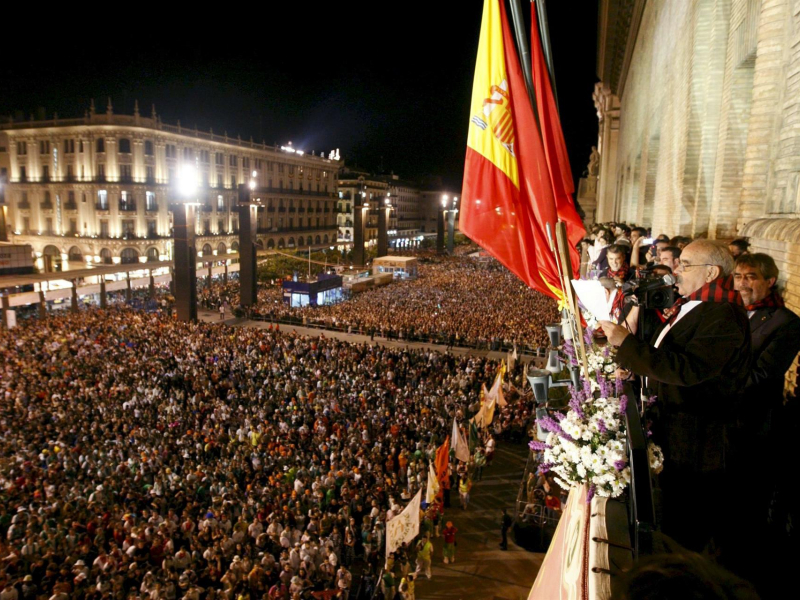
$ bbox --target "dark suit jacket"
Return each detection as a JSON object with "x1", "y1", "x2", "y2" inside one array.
[
  {"x1": 743, "y1": 305, "x2": 800, "y2": 435},
  {"x1": 616, "y1": 301, "x2": 751, "y2": 473}
]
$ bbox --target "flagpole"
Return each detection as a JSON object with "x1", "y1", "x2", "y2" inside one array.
[
  {"x1": 508, "y1": 0, "x2": 535, "y2": 106},
  {"x1": 534, "y1": 0, "x2": 559, "y2": 112},
  {"x1": 555, "y1": 221, "x2": 590, "y2": 380}
]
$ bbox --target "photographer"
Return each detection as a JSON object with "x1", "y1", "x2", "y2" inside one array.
[{"x1": 599, "y1": 240, "x2": 751, "y2": 556}]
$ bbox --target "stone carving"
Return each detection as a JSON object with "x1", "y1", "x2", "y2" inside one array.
[{"x1": 588, "y1": 146, "x2": 600, "y2": 176}]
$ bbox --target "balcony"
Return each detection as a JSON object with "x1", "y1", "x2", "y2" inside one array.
[
  {"x1": 267, "y1": 206, "x2": 275, "y2": 213},
  {"x1": 40, "y1": 202, "x2": 54, "y2": 210},
  {"x1": 288, "y1": 207, "x2": 296, "y2": 213},
  {"x1": 201, "y1": 204, "x2": 213, "y2": 212},
  {"x1": 119, "y1": 204, "x2": 137, "y2": 212},
  {"x1": 96, "y1": 203, "x2": 110, "y2": 212},
  {"x1": 278, "y1": 206, "x2": 286, "y2": 213},
  {"x1": 146, "y1": 204, "x2": 159, "y2": 213},
  {"x1": 298, "y1": 207, "x2": 305, "y2": 213},
  {"x1": 17, "y1": 202, "x2": 30, "y2": 210},
  {"x1": 64, "y1": 202, "x2": 78, "y2": 211}
]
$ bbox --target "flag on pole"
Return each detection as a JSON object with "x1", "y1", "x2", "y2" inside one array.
[
  {"x1": 461, "y1": 0, "x2": 565, "y2": 302},
  {"x1": 487, "y1": 369, "x2": 508, "y2": 407},
  {"x1": 425, "y1": 462, "x2": 440, "y2": 505},
  {"x1": 452, "y1": 418, "x2": 470, "y2": 463},
  {"x1": 386, "y1": 490, "x2": 422, "y2": 556},
  {"x1": 435, "y1": 437, "x2": 451, "y2": 485},
  {"x1": 469, "y1": 421, "x2": 480, "y2": 453},
  {"x1": 530, "y1": 6, "x2": 585, "y2": 269}
]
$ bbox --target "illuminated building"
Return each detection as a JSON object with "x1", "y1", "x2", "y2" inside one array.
[{"x1": 0, "y1": 100, "x2": 341, "y2": 270}]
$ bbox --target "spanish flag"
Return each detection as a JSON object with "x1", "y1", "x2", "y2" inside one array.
[{"x1": 461, "y1": 0, "x2": 565, "y2": 300}]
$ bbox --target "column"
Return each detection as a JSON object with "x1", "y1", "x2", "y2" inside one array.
[
  {"x1": 100, "y1": 279, "x2": 107, "y2": 309},
  {"x1": 173, "y1": 204, "x2": 198, "y2": 321},
  {"x1": 71, "y1": 281, "x2": 78, "y2": 312},
  {"x1": 237, "y1": 184, "x2": 258, "y2": 308},
  {"x1": 149, "y1": 270, "x2": 155, "y2": 298},
  {"x1": 446, "y1": 210, "x2": 455, "y2": 255},
  {"x1": 436, "y1": 209, "x2": 445, "y2": 254},
  {"x1": 126, "y1": 273, "x2": 132, "y2": 303},
  {"x1": 353, "y1": 196, "x2": 366, "y2": 267},
  {"x1": 38, "y1": 290, "x2": 46, "y2": 319},
  {"x1": 1, "y1": 295, "x2": 9, "y2": 329},
  {"x1": 377, "y1": 205, "x2": 389, "y2": 257}
]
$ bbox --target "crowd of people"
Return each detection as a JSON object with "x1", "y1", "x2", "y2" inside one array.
[
  {"x1": 0, "y1": 306, "x2": 536, "y2": 600},
  {"x1": 219, "y1": 256, "x2": 559, "y2": 353}
]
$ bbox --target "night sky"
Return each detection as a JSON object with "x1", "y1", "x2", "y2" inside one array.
[{"x1": 0, "y1": 1, "x2": 598, "y2": 189}]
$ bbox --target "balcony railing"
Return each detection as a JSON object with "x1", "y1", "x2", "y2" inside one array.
[
  {"x1": 201, "y1": 204, "x2": 213, "y2": 212},
  {"x1": 17, "y1": 202, "x2": 30, "y2": 210},
  {"x1": 64, "y1": 202, "x2": 78, "y2": 211},
  {"x1": 146, "y1": 204, "x2": 159, "y2": 212},
  {"x1": 96, "y1": 203, "x2": 110, "y2": 211},
  {"x1": 119, "y1": 204, "x2": 137, "y2": 212},
  {"x1": 40, "y1": 202, "x2": 54, "y2": 210}
]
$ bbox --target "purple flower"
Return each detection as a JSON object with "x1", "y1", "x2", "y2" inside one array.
[
  {"x1": 528, "y1": 440, "x2": 551, "y2": 451},
  {"x1": 554, "y1": 412, "x2": 567, "y2": 422},
  {"x1": 563, "y1": 340, "x2": 576, "y2": 361},
  {"x1": 537, "y1": 462, "x2": 553, "y2": 474},
  {"x1": 647, "y1": 395, "x2": 657, "y2": 406},
  {"x1": 614, "y1": 460, "x2": 627, "y2": 471},
  {"x1": 584, "y1": 326, "x2": 594, "y2": 348},
  {"x1": 597, "y1": 419, "x2": 607, "y2": 434},
  {"x1": 586, "y1": 485, "x2": 595, "y2": 504},
  {"x1": 538, "y1": 416, "x2": 574, "y2": 442},
  {"x1": 569, "y1": 397, "x2": 585, "y2": 420},
  {"x1": 602, "y1": 345, "x2": 611, "y2": 358},
  {"x1": 614, "y1": 377, "x2": 624, "y2": 396},
  {"x1": 619, "y1": 395, "x2": 628, "y2": 415},
  {"x1": 598, "y1": 376, "x2": 611, "y2": 399},
  {"x1": 582, "y1": 377, "x2": 592, "y2": 398}
]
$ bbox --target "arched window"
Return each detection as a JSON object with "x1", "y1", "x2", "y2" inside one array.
[
  {"x1": 202, "y1": 244, "x2": 213, "y2": 256},
  {"x1": 146, "y1": 248, "x2": 159, "y2": 262},
  {"x1": 266, "y1": 239, "x2": 275, "y2": 249},
  {"x1": 100, "y1": 248, "x2": 112, "y2": 264},
  {"x1": 323, "y1": 235, "x2": 329, "y2": 244},
  {"x1": 315, "y1": 235, "x2": 321, "y2": 244},
  {"x1": 217, "y1": 242, "x2": 227, "y2": 255},
  {"x1": 277, "y1": 238, "x2": 285, "y2": 249},
  {"x1": 231, "y1": 242, "x2": 239, "y2": 252},
  {"x1": 118, "y1": 139, "x2": 131, "y2": 153},
  {"x1": 68, "y1": 246, "x2": 83, "y2": 262},
  {"x1": 120, "y1": 248, "x2": 140, "y2": 264},
  {"x1": 307, "y1": 236, "x2": 313, "y2": 246},
  {"x1": 257, "y1": 239, "x2": 265, "y2": 249}
]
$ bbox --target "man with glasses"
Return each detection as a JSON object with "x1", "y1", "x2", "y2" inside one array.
[{"x1": 599, "y1": 240, "x2": 750, "y2": 561}]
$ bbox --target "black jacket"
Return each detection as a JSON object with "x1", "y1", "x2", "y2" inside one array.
[
  {"x1": 616, "y1": 301, "x2": 751, "y2": 473},
  {"x1": 743, "y1": 305, "x2": 800, "y2": 434}
]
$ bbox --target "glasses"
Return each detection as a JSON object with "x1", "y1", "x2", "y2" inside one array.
[{"x1": 677, "y1": 262, "x2": 715, "y2": 271}]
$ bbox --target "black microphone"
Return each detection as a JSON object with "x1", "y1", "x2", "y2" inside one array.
[{"x1": 621, "y1": 274, "x2": 676, "y2": 294}]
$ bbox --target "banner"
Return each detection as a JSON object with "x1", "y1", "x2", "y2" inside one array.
[
  {"x1": 425, "y1": 462, "x2": 440, "y2": 505},
  {"x1": 452, "y1": 418, "x2": 471, "y2": 463},
  {"x1": 386, "y1": 490, "x2": 422, "y2": 556},
  {"x1": 528, "y1": 485, "x2": 590, "y2": 600}
]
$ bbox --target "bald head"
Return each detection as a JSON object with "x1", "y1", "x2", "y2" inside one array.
[{"x1": 684, "y1": 240, "x2": 735, "y2": 276}]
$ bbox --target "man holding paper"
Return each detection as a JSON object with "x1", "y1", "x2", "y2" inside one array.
[{"x1": 598, "y1": 240, "x2": 750, "y2": 558}]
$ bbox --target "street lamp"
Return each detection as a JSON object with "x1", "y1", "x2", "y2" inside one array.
[
  {"x1": 172, "y1": 164, "x2": 200, "y2": 321},
  {"x1": 238, "y1": 171, "x2": 261, "y2": 309}
]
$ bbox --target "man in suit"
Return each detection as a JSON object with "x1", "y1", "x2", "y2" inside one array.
[
  {"x1": 599, "y1": 240, "x2": 750, "y2": 555},
  {"x1": 732, "y1": 253, "x2": 800, "y2": 595}
]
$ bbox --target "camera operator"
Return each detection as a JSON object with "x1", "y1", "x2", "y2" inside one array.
[
  {"x1": 659, "y1": 246, "x2": 681, "y2": 272},
  {"x1": 599, "y1": 240, "x2": 751, "y2": 558}
]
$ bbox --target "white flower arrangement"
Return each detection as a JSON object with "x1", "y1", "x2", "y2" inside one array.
[{"x1": 533, "y1": 326, "x2": 664, "y2": 501}]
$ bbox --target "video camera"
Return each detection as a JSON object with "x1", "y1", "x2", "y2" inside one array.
[{"x1": 622, "y1": 269, "x2": 676, "y2": 310}]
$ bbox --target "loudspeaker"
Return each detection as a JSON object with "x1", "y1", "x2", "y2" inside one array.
[
  {"x1": 546, "y1": 349, "x2": 561, "y2": 374},
  {"x1": 546, "y1": 323, "x2": 562, "y2": 347},
  {"x1": 527, "y1": 369, "x2": 551, "y2": 403}
]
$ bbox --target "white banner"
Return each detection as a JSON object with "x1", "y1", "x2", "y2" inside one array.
[{"x1": 386, "y1": 490, "x2": 421, "y2": 556}]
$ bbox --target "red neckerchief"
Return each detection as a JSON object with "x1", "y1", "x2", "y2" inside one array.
[
  {"x1": 661, "y1": 275, "x2": 742, "y2": 324},
  {"x1": 607, "y1": 264, "x2": 629, "y2": 280},
  {"x1": 745, "y1": 290, "x2": 784, "y2": 312}
]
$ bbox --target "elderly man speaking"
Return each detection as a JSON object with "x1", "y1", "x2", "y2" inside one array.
[{"x1": 599, "y1": 240, "x2": 750, "y2": 559}]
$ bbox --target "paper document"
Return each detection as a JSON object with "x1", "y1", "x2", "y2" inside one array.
[{"x1": 571, "y1": 279, "x2": 611, "y2": 322}]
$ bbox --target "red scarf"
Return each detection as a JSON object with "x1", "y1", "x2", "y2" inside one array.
[
  {"x1": 661, "y1": 275, "x2": 742, "y2": 324},
  {"x1": 607, "y1": 264, "x2": 630, "y2": 280},
  {"x1": 744, "y1": 290, "x2": 784, "y2": 312}
]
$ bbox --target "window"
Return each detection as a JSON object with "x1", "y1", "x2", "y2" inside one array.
[
  {"x1": 120, "y1": 191, "x2": 135, "y2": 211},
  {"x1": 97, "y1": 164, "x2": 105, "y2": 181},
  {"x1": 68, "y1": 191, "x2": 75, "y2": 204},
  {"x1": 144, "y1": 140, "x2": 154, "y2": 156},
  {"x1": 66, "y1": 164, "x2": 74, "y2": 181},
  {"x1": 96, "y1": 138, "x2": 105, "y2": 153},
  {"x1": 63, "y1": 139, "x2": 75, "y2": 154},
  {"x1": 119, "y1": 164, "x2": 132, "y2": 182},
  {"x1": 165, "y1": 144, "x2": 176, "y2": 158},
  {"x1": 17, "y1": 142, "x2": 27, "y2": 155},
  {"x1": 217, "y1": 173, "x2": 224, "y2": 188},
  {"x1": 168, "y1": 167, "x2": 175, "y2": 183},
  {"x1": 183, "y1": 147, "x2": 193, "y2": 160},
  {"x1": 242, "y1": 157, "x2": 250, "y2": 169},
  {"x1": 217, "y1": 195, "x2": 225, "y2": 210},
  {"x1": 18, "y1": 166, "x2": 26, "y2": 181},
  {"x1": 147, "y1": 220, "x2": 157, "y2": 237},
  {"x1": 41, "y1": 165, "x2": 49, "y2": 181},
  {"x1": 79, "y1": 140, "x2": 84, "y2": 153},
  {"x1": 229, "y1": 155, "x2": 238, "y2": 167},
  {"x1": 230, "y1": 175, "x2": 236, "y2": 188},
  {"x1": 218, "y1": 219, "x2": 224, "y2": 233},
  {"x1": 97, "y1": 190, "x2": 108, "y2": 210},
  {"x1": 118, "y1": 139, "x2": 131, "y2": 153},
  {"x1": 215, "y1": 152, "x2": 223, "y2": 166},
  {"x1": 200, "y1": 150, "x2": 210, "y2": 163},
  {"x1": 146, "y1": 166, "x2": 155, "y2": 183},
  {"x1": 39, "y1": 141, "x2": 50, "y2": 154},
  {"x1": 69, "y1": 219, "x2": 77, "y2": 234},
  {"x1": 22, "y1": 217, "x2": 30, "y2": 234},
  {"x1": 100, "y1": 221, "x2": 109, "y2": 236},
  {"x1": 122, "y1": 220, "x2": 135, "y2": 237},
  {"x1": 146, "y1": 191, "x2": 157, "y2": 211}
]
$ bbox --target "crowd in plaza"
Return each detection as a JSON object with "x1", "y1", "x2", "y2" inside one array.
[
  {"x1": 0, "y1": 306, "x2": 536, "y2": 600},
  {"x1": 199, "y1": 256, "x2": 559, "y2": 353}
]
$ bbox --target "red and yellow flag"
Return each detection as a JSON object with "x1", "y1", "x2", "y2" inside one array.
[{"x1": 461, "y1": 0, "x2": 570, "y2": 301}]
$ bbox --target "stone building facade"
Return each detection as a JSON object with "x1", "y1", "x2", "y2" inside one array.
[
  {"x1": 595, "y1": 0, "x2": 800, "y2": 393},
  {"x1": 0, "y1": 101, "x2": 340, "y2": 269}
]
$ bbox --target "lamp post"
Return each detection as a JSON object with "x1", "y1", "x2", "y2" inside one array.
[
  {"x1": 377, "y1": 194, "x2": 391, "y2": 257},
  {"x1": 436, "y1": 194, "x2": 447, "y2": 254},
  {"x1": 445, "y1": 196, "x2": 458, "y2": 255},
  {"x1": 353, "y1": 179, "x2": 367, "y2": 267},
  {"x1": 238, "y1": 171, "x2": 261, "y2": 309},
  {"x1": 172, "y1": 165, "x2": 200, "y2": 322}
]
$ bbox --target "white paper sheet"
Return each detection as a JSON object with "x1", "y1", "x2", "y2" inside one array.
[{"x1": 571, "y1": 279, "x2": 611, "y2": 322}]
